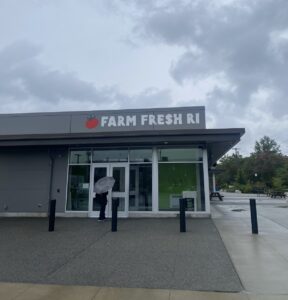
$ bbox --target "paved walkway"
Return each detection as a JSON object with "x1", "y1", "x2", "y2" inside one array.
[
  {"x1": 0, "y1": 218, "x2": 241, "y2": 292},
  {"x1": 1, "y1": 195, "x2": 288, "y2": 299},
  {"x1": 212, "y1": 195, "x2": 288, "y2": 296},
  {"x1": 1, "y1": 282, "x2": 288, "y2": 299}
]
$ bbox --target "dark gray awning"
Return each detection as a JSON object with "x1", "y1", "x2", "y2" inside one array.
[{"x1": 0, "y1": 128, "x2": 245, "y2": 166}]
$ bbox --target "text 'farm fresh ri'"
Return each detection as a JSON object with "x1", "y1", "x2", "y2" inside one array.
[{"x1": 85, "y1": 113, "x2": 200, "y2": 129}]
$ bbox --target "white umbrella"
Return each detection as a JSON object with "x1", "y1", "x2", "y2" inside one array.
[{"x1": 94, "y1": 176, "x2": 115, "y2": 194}]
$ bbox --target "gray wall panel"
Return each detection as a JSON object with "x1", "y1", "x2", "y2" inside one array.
[
  {"x1": 0, "y1": 149, "x2": 50, "y2": 213},
  {"x1": 0, "y1": 115, "x2": 70, "y2": 135},
  {"x1": 0, "y1": 148, "x2": 68, "y2": 213},
  {"x1": 50, "y1": 148, "x2": 69, "y2": 213}
]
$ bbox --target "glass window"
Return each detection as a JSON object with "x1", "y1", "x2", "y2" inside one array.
[
  {"x1": 92, "y1": 149, "x2": 128, "y2": 162},
  {"x1": 69, "y1": 150, "x2": 91, "y2": 164},
  {"x1": 66, "y1": 165, "x2": 90, "y2": 211},
  {"x1": 129, "y1": 149, "x2": 152, "y2": 162},
  {"x1": 158, "y1": 148, "x2": 203, "y2": 162},
  {"x1": 129, "y1": 164, "x2": 152, "y2": 211},
  {"x1": 112, "y1": 197, "x2": 125, "y2": 212},
  {"x1": 159, "y1": 163, "x2": 200, "y2": 211},
  {"x1": 93, "y1": 167, "x2": 107, "y2": 211},
  {"x1": 112, "y1": 167, "x2": 126, "y2": 192}
]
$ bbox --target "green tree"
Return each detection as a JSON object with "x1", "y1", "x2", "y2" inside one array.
[
  {"x1": 252, "y1": 136, "x2": 283, "y2": 188},
  {"x1": 272, "y1": 157, "x2": 288, "y2": 190},
  {"x1": 254, "y1": 136, "x2": 281, "y2": 154},
  {"x1": 215, "y1": 136, "x2": 286, "y2": 193},
  {"x1": 216, "y1": 153, "x2": 243, "y2": 188}
]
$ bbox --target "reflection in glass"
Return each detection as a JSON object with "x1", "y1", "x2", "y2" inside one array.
[
  {"x1": 92, "y1": 149, "x2": 128, "y2": 162},
  {"x1": 66, "y1": 165, "x2": 90, "y2": 211},
  {"x1": 129, "y1": 149, "x2": 152, "y2": 162},
  {"x1": 112, "y1": 167, "x2": 126, "y2": 192},
  {"x1": 158, "y1": 148, "x2": 202, "y2": 162},
  {"x1": 69, "y1": 150, "x2": 91, "y2": 164},
  {"x1": 129, "y1": 164, "x2": 152, "y2": 211},
  {"x1": 93, "y1": 167, "x2": 107, "y2": 211},
  {"x1": 158, "y1": 163, "x2": 199, "y2": 211},
  {"x1": 112, "y1": 197, "x2": 125, "y2": 211}
]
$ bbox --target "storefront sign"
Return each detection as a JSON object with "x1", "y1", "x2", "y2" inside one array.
[
  {"x1": 0, "y1": 107, "x2": 205, "y2": 136},
  {"x1": 84, "y1": 112, "x2": 200, "y2": 129},
  {"x1": 72, "y1": 107, "x2": 206, "y2": 133}
]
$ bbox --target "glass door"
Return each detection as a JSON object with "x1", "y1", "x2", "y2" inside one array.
[
  {"x1": 89, "y1": 164, "x2": 108, "y2": 217},
  {"x1": 89, "y1": 163, "x2": 129, "y2": 218},
  {"x1": 110, "y1": 163, "x2": 129, "y2": 217}
]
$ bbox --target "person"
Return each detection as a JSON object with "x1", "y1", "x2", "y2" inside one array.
[{"x1": 97, "y1": 191, "x2": 108, "y2": 221}]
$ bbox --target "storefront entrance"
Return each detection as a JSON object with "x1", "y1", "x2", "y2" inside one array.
[
  {"x1": 89, "y1": 163, "x2": 129, "y2": 218},
  {"x1": 66, "y1": 147, "x2": 210, "y2": 216}
]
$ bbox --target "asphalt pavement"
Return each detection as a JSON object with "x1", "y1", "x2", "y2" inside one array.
[{"x1": 0, "y1": 217, "x2": 242, "y2": 292}]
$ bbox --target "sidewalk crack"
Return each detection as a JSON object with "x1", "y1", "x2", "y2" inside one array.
[{"x1": 43, "y1": 229, "x2": 110, "y2": 280}]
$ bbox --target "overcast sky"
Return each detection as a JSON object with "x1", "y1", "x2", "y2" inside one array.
[{"x1": 0, "y1": 0, "x2": 287, "y2": 155}]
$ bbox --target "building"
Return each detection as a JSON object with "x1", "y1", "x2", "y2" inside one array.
[{"x1": 0, "y1": 106, "x2": 244, "y2": 218}]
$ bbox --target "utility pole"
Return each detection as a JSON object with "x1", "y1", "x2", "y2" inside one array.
[{"x1": 233, "y1": 147, "x2": 240, "y2": 156}]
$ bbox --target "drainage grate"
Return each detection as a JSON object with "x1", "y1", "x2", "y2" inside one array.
[
  {"x1": 231, "y1": 209, "x2": 246, "y2": 212},
  {"x1": 276, "y1": 206, "x2": 288, "y2": 208}
]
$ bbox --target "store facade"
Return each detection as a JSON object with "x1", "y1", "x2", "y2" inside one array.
[{"x1": 0, "y1": 107, "x2": 244, "y2": 218}]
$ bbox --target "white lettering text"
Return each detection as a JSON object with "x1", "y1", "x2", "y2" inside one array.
[
  {"x1": 149, "y1": 115, "x2": 157, "y2": 125},
  {"x1": 187, "y1": 113, "x2": 195, "y2": 124},
  {"x1": 108, "y1": 116, "x2": 117, "y2": 127},
  {"x1": 118, "y1": 116, "x2": 125, "y2": 127},
  {"x1": 101, "y1": 116, "x2": 108, "y2": 126},
  {"x1": 173, "y1": 113, "x2": 182, "y2": 125},
  {"x1": 165, "y1": 114, "x2": 173, "y2": 125},
  {"x1": 126, "y1": 115, "x2": 136, "y2": 126},
  {"x1": 157, "y1": 114, "x2": 164, "y2": 125},
  {"x1": 141, "y1": 115, "x2": 148, "y2": 125}
]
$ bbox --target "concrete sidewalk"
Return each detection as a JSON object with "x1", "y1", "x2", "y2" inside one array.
[
  {"x1": 1, "y1": 282, "x2": 288, "y2": 300},
  {"x1": 212, "y1": 200, "x2": 288, "y2": 295}
]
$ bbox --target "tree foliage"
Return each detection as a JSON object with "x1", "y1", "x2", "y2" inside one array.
[
  {"x1": 216, "y1": 136, "x2": 287, "y2": 193},
  {"x1": 254, "y1": 136, "x2": 281, "y2": 154}
]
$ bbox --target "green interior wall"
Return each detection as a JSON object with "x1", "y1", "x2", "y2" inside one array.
[{"x1": 158, "y1": 163, "x2": 197, "y2": 211}]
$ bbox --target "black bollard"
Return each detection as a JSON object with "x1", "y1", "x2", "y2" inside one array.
[
  {"x1": 111, "y1": 198, "x2": 119, "y2": 232},
  {"x1": 48, "y1": 199, "x2": 56, "y2": 232},
  {"x1": 179, "y1": 198, "x2": 187, "y2": 232},
  {"x1": 250, "y1": 198, "x2": 258, "y2": 234}
]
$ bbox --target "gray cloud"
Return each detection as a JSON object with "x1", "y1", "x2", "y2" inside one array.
[
  {"x1": 121, "y1": 87, "x2": 172, "y2": 108},
  {"x1": 0, "y1": 41, "x2": 108, "y2": 105},
  {"x1": 1, "y1": 1, "x2": 288, "y2": 154},
  {"x1": 126, "y1": 0, "x2": 288, "y2": 114},
  {"x1": 0, "y1": 40, "x2": 172, "y2": 113},
  {"x1": 113, "y1": 0, "x2": 288, "y2": 153}
]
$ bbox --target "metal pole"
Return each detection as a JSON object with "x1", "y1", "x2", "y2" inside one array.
[
  {"x1": 212, "y1": 173, "x2": 216, "y2": 192},
  {"x1": 48, "y1": 199, "x2": 56, "y2": 232},
  {"x1": 250, "y1": 198, "x2": 258, "y2": 234},
  {"x1": 179, "y1": 198, "x2": 186, "y2": 232},
  {"x1": 111, "y1": 198, "x2": 119, "y2": 232},
  {"x1": 48, "y1": 149, "x2": 55, "y2": 203}
]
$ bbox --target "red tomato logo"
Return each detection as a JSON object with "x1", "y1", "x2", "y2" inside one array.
[{"x1": 85, "y1": 116, "x2": 99, "y2": 129}]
